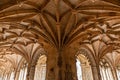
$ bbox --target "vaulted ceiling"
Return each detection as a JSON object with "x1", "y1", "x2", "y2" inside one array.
[{"x1": 0, "y1": 0, "x2": 120, "y2": 76}]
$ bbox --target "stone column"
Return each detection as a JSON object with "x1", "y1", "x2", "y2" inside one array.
[
  {"x1": 29, "y1": 65, "x2": 36, "y2": 80},
  {"x1": 67, "y1": 50, "x2": 78, "y2": 80},
  {"x1": 56, "y1": 49, "x2": 78, "y2": 80},
  {"x1": 91, "y1": 65, "x2": 102, "y2": 80},
  {"x1": 15, "y1": 70, "x2": 20, "y2": 80},
  {"x1": 26, "y1": 63, "x2": 31, "y2": 80},
  {"x1": 46, "y1": 47, "x2": 57, "y2": 80},
  {"x1": 46, "y1": 47, "x2": 78, "y2": 80},
  {"x1": 26, "y1": 62, "x2": 36, "y2": 80}
]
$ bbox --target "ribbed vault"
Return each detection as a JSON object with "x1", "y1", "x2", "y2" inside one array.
[{"x1": 0, "y1": 0, "x2": 120, "y2": 80}]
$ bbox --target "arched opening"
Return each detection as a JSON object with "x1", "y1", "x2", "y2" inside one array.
[
  {"x1": 99, "y1": 59, "x2": 114, "y2": 80},
  {"x1": 76, "y1": 54, "x2": 93, "y2": 80},
  {"x1": 34, "y1": 55, "x2": 47, "y2": 80}
]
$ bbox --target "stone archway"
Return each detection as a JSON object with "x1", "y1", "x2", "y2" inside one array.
[
  {"x1": 77, "y1": 47, "x2": 101, "y2": 80},
  {"x1": 27, "y1": 48, "x2": 47, "y2": 80},
  {"x1": 34, "y1": 55, "x2": 47, "y2": 80},
  {"x1": 76, "y1": 54, "x2": 93, "y2": 80}
]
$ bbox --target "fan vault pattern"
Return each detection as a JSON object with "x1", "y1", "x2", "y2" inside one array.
[{"x1": 0, "y1": 0, "x2": 120, "y2": 80}]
